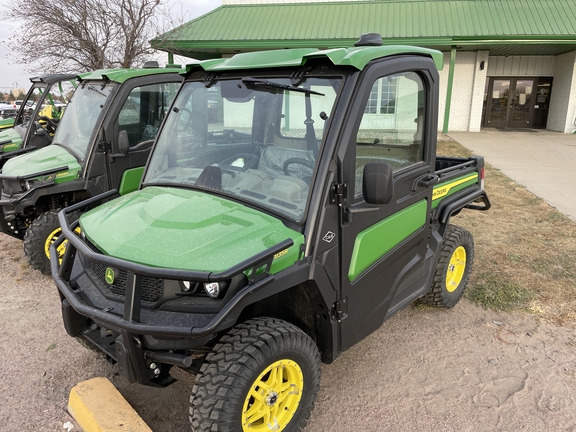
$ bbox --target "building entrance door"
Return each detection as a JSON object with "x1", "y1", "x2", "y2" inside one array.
[{"x1": 485, "y1": 78, "x2": 536, "y2": 129}]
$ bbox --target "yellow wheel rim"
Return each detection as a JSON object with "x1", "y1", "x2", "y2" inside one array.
[
  {"x1": 44, "y1": 226, "x2": 81, "y2": 263},
  {"x1": 446, "y1": 246, "x2": 466, "y2": 293},
  {"x1": 242, "y1": 359, "x2": 304, "y2": 431}
]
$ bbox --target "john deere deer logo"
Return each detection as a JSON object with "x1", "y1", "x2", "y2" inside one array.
[{"x1": 105, "y1": 268, "x2": 116, "y2": 285}]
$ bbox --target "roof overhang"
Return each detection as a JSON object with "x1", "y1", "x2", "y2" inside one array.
[{"x1": 151, "y1": 1, "x2": 576, "y2": 59}]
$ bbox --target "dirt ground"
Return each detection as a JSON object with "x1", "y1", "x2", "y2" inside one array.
[{"x1": 0, "y1": 233, "x2": 575, "y2": 432}]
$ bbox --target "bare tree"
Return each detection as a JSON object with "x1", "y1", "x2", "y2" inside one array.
[{"x1": 3, "y1": 0, "x2": 186, "y2": 73}]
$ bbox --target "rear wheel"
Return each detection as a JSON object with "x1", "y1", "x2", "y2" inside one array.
[
  {"x1": 190, "y1": 317, "x2": 321, "y2": 432},
  {"x1": 422, "y1": 224, "x2": 474, "y2": 308},
  {"x1": 23, "y1": 210, "x2": 78, "y2": 275}
]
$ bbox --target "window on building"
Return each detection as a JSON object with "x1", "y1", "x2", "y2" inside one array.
[
  {"x1": 364, "y1": 78, "x2": 398, "y2": 115},
  {"x1": 354, "y1": 72, "x2": 426, "y2": 196}
]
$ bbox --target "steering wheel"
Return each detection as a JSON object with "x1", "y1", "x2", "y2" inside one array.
[
  {"x1": 283, "y1": 158, "x2": 315, "y2": 176},
  {"x1": 37, "y1": 116, "x2": 58, "y2": 134}
]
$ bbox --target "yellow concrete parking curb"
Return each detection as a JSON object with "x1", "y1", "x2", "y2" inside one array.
[{"x1": 68, "y1": 377, "x2": 152, "y2": 432}]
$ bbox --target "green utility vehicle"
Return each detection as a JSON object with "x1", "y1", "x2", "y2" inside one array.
[
  {"x1": 0, "y1": 64, "x2": 182, "y2": 274},
  {"x1": 53, "y1": 34, "x2": 490, "y2": 432},
  {"x1": 0, "y1": 74, "x2": 78, "y2": 166}
]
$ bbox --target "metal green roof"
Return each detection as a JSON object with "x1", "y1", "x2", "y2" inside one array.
[
  {"x1": 152, "y1": 0, "x2": 576, "y2": 58},
  {"x1": 78, "y1": 66, "x2": 183, "y2": 84},
  {"x1": 184, "y1": 45, "x2": 444, "y2": 73}
]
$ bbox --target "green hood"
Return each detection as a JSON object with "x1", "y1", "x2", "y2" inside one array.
[
  {"x1": 80, "y1": 187, "x2": 304, "y2": 273},
  {"x1": 2, "y1": 145, "x2": 81, "y2": 182},
  {"x1": 0, "y1": 128, "x2": 23, "y2": 153}
]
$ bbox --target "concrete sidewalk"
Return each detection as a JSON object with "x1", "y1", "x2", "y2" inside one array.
[{"x1": 448, "y1": 129, "x2": 576, "y2": 223}]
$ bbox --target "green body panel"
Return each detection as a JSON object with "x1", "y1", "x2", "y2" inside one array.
[
  {"x1": 79, "y1": 67, "x2": 183, "y2": 84},
  {"x1": 2, "y1": 145, "x2": 81, "y2": 182},
  {"x1": 118, "y1": 166, "x2": 145, "y2": 196},
  {"x1": 186, "y1": 45, "x2": 443, "y2": 74},
  {"x1": 0, "y1": 128, "x2": 22, "y2": 152},
  {"x1": 348, "y1": 200, "x2": 427, "y2": 282},
  {"x1": 80, "y1": 187, "x2": 304, "y2": 273},
  {"x1": 431, "y1": 173, "x2": 479, "y2": 209},
  {"x1": 0, "y1": 118, "x2": 14, "y2": 129}
]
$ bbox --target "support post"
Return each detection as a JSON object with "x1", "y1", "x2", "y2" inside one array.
[{"x1": 443, "y1": 46, "x2": 457, "y2": 134}]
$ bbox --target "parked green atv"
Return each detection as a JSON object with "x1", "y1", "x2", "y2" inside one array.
[
  {"x1": 0, "y1": 118, "x2": 14, "y2": 130},
  {"x1": 0, "y1": 74, "x2": 78, "y2": 167},
  {"x1": 0, "y1": 63, "x2": 183, "y2": 274},
  {"x1": 53, "y1": 35, "x2": 490, "y2": 431}
]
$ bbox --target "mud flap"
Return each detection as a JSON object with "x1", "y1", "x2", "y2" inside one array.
[
  {"x1": 115, "y1": 333, "x2": 176, "y2": 387},
  {"x1": 115, "y1": 333, "x2": 142, "y2": 384},
  {"x1": 61, "y1": 299, "x2": 89, "y2": 338}
]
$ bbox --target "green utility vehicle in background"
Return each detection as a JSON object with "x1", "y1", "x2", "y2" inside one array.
[
  {"x1": 0, "y1": 74, "x2": 78, "y2": 166},
  {"x1": 0, "y1": 63, "x2": 182, "y2": 274},
  {"x1": 53, "y1": 34, "x2": 490, "y2": 432}
]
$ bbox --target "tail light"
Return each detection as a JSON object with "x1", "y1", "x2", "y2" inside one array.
[{"x1": 480, "y1": 166, "x2": 485, "y2": 190}]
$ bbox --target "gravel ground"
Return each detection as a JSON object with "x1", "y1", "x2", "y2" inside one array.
[{"x1": 1, "y1": 232, "x2": 575, "y2": 432}]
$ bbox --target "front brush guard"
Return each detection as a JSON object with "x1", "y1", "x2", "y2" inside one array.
[{"x1": 51, "y1": 189, "x2": 294, "y2": 339}]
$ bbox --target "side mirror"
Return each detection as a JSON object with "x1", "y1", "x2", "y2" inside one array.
[
  {"x1": 118, "y1": 130, "x2": 130, "y2": 155},
  {"x1": 363, "y1": 162, "x2": 394, "y2": 205}
]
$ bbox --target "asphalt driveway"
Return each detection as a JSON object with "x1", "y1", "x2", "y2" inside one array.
[{"x1": 448, "y1": 129, "x2": 576, "y2": 222}]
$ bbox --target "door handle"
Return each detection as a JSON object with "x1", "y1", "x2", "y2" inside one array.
[{"x1": 418, "y1": 174, "x2": 439, "y2": 187}]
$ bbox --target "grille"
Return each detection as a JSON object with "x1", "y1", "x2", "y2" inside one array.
[{"x1": 88, "y1": 259, "x2": 163, "y2": 303}]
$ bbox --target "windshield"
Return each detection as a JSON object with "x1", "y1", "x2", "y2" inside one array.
[
  {"x1": 144, "y1": 76, "x2": 342, "y2": 221},
  {"x1": 14, "y1": 80, "x2": 76, "y2": 140},
  {"x1": 52, "y1": 82, "x2": 114, "y2": 160}
]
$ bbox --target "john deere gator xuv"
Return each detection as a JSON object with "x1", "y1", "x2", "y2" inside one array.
[
  {"x1": 0, "y1": 74, "x2": 78, "y2": 167},
  {"x1": 53, "y1": 34, "x2": 490, "y2": 431},
  {"x1": 0, "y1": 63, "x2": 182, "y2": 274}
]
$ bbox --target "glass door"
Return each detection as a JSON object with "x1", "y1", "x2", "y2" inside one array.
[
  {"x1": 508, "y1": 79, "x2": 535, "y2": 128},
  {"x1": 487, "y1": 79, "x2": 510, "y2": 128},
  {"x1": 485, "y1": 78, "x2": 536, "y2": 129},
  {"x1": 533, "y1": 77, "x2": 553, "y2": 129}
]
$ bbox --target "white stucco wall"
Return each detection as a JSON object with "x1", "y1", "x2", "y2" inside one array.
[
  {"x1": 488, "y1": 56, "x2": 555, "y2": 76},
  {"x1": 547, "y1": 51, "x2": 576, "y2": 133},
  {"x1": 468, "y1": 51, "x2": 490, "y2": 132},
  {"x1": 437, "y1": 51, "x2": 488, "y2": 132}
]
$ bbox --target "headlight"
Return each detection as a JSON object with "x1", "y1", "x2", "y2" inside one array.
[
  {"x1": 25, "y1": 179, "x2": 41, "y2": 190},
  {"x1": 204, "y1": 282, "x2": 221, "y2": 298},
  {"x1": 179, "y1": 280, "x2": 229, "y2": 298},
  {"x1": 2, "y1": 179, "x2": 25, "y2": 196}
]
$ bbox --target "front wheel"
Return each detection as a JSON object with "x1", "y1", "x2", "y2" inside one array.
[
  {"x1": 190, "y1": 317, "x2": 321, "y2": 432},
  {"x1": 23, "y1": 210, "x2": 77, "y2": 275},
  {"x1": 421, "y1": 224, "x2": 474, "y2": 308}
]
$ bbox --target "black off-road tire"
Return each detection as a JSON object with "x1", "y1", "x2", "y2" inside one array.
[
  {"x1": 422, "y1": 224, "x2": 474, "y2": 308},
  {"x1": 23, "y1": 210, "x2": 65, "y2": 275},
  {"x1": 190, "y1": 317, "x2": 321, "y2": 432}
]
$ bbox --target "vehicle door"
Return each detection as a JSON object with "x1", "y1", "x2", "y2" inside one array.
[
  {"x1": 102, "y1": 76, "x2": 181, "y2": 194},
  {"x1": 24, "y1": 79, "x2": 76, "y2": 150},
  {"x1": 336, "y1": 57, "x2": 439, "y2": 351}
]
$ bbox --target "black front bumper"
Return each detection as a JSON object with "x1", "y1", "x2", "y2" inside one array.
[{"x1": 51, "y1": 191, "x2": 294, "y2": 385}]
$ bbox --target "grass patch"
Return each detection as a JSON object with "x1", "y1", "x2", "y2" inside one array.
[
  {"x1": 438, "y1": 140, "x2": 576, "y2": 326},
  {"x1": 465, "y1": 274, "x2": 534, "y2": 311}
]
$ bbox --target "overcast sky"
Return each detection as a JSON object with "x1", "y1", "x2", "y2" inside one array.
[{"x1": 0, "y1": 0, "x2": 222, "y2": 90}]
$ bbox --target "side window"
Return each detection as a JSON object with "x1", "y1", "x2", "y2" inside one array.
[
  {"x1": 355, "y1": 72, "x2": 426, "y2": 196},
  {"x1": 118, "y1": 82, "x2": 179, "y2": 147}
]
